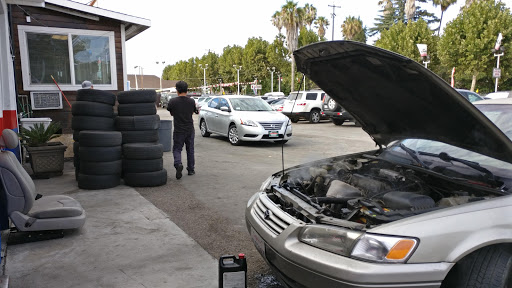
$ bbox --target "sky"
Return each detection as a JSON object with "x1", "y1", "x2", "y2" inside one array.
[{"x1": 82, "y1": 0, "x2": 512, "y2": 77}]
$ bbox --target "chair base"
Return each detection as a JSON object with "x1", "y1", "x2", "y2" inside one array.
[{"x1": 7, "y1": 227, "x2": 64, "y2": 245}]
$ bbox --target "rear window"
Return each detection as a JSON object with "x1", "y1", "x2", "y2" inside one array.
[
  {"x1": 288, "y1": 93, "x2": 302, "y2": 101},
  {"x1": 305, "y1": 93, "x2": 317, "y2": 100}
]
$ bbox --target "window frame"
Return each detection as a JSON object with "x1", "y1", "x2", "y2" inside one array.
[{"x1": 18, "y1": 25, "x2": 117, "y2": 91}]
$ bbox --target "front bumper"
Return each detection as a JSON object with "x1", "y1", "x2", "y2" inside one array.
[
  {"x1": 238, "y1": 123, "x2": 292, "y2": 142},
  {"x1": 246, "y1": 192, "x2": 452, "y2": 288}
]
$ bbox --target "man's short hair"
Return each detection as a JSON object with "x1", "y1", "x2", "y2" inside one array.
[
  {"x1": 176, "y1": 81, "x2": 188, "y2": 94},
  {"x1": 81, "y1": 81, "x2": 93, "y2": 89}
]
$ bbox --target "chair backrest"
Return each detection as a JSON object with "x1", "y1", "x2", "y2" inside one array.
[{"x1": 0, "y1": 129, "x2": 35, "y2": 215}]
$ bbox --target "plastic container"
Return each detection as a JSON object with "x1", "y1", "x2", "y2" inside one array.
[
  {"x1": 19, "y1": 117, "x2": 52, "y2": 131},
  {"x1": 158, "y1": 120, "x2": 172, "y2": 152},
  {"x1": 219, "y1": 254, "x2": 247, "y2": 288}
]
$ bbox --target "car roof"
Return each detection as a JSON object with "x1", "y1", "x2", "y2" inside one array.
[{"x1": 474, "y1": 98, "x2": 512, "y2": 105}]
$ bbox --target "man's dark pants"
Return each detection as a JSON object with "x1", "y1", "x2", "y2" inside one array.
[{"x1": 172, "y1": 131, "x2": 195, "y2": 171}]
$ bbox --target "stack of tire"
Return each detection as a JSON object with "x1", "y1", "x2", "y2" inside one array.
[
  {"x1": 116, "y1": 90, "x2": 167, "y2": 187},
  {"x1": 72, "y1": 89, "x2": 117, "y2": 184},
  {"x1": 77, "y1": 131, "x2": 122, "y2": 190}
]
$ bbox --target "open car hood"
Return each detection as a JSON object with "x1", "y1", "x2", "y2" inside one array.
[{"x1": 294, "y1": 41, "x2": 512, "y2": 164}]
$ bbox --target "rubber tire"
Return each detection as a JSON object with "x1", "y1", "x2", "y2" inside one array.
[
  {"x1": 123, "y1": 169, "x2": 168, "y2": 187},
  {"x1": 309, "y1": 109, "x2": 321, "y2": 123},
  {"x1": 77, "y1": 89, "x2": 116, "y2": 105},
  {"x1": 327, "y1": 98, "x2": 341, "y2": 112},
  {"x1": 118, "y1": 103, "x2": 156, "y2": 116},
  {"x1": 121, "y1": 130, "x2": 159, "y2": 144},
  {"x1": 79, "y1": 131, "x2": 122, "y2": 147},
  {"x1": 79, "y1": 146, "x2": 122, "y2": 162},
  {"x1": 228, "y1": 125, "x2": 242, "y2": 146},
  {"x1": 443, "y1": 246, "x2": 512, "y2": 288},
  {"x1": 72, "y1": 116, "x2": 115, "y2": 131},
  {"x1": 122, "y1": 143, "x2": 163, "y2": 160},
  {"x1": 73, "y1": 130, "x2": 80, "y2": 141},
  {"x1": 115, "y1": 115, "x2": 160, "y2": 131},
  {"x1": 80, "y1": 160, "x2": 122, "y2": 175},
  {"x1": 122, "y1": 158, "x2": 163, "y2": 173},
  {"x1": 72, "y1": 101, "x2": 114, "y2": 117},
  {"x1": 73, "y1": 141, "x2": 80, "y2": 155},
  {"x1": 200, "y1": 120, "x2": 211, "y2": 137},
  {"x1": 332, "y1": 118, "x2": 344, "y2": 126},
  {"x1": 78, "y1": 173, "x2": 120, "y2": 190},
  {"x1": 117, "y1": 90, "x2": 157, "y2": 104},
  {"x1": 290, "y1": 118, "x2": 299, "y2": 123}
]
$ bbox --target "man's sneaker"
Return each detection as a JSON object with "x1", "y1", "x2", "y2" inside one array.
[
  {"x1": 188, "y1": 170, "x2": 195, "y2": 176},
  {"x1": 176, "y1": 164, "x2": 183, "y2": 179}
]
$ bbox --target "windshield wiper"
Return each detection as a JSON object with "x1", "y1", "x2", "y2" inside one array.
[{"x1": 398, "y1": 143, "x2": 430, "y2": 169}]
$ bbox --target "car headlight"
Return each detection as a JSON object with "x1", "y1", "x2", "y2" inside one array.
[
  {"x1": 259, "y1": 176, "x2": 273, "y2": 191},
  {"x1": 247, "y1": 192, "x2": 260, "y2": 208},
  {"x1": 351, "y1": 233, "x2": 418, "y2": 263},
  {"x1": 240, "y1": 119, "x2": 258, "y2": 127},
  {"x1": 298, "y1": 225, "x2": 362, "y2": 257},
  {"x1": 287, "y1": 119, "x2": 292, "y2": 126}
]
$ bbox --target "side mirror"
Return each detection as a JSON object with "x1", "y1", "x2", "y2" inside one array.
[{"x1": 220, "y1": 106, "x2": 230, "y2": 112}]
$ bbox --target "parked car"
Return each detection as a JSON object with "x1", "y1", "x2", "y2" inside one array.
[
  {"x1": 269, "y1": 98, "x2": 285, "y2": 112},
  {"x1": 456, "y1": 89, "x2": 485, "y2": 102},
  {"x1": 321, "y1": 94, "x2": 356, "y2": 125},
  {"x1": 196, "y1": 96, "x2": 212, "y2": 112},
  {"x1": 160, "y1": 92, "x2": 177, "y2": 108},
  {"x1": 246, "y1": 41, "x2": 512, "y2": 288},
  {"x1": 485, "y1": 90, "x2": 512, "y2": 99},
  {"x1": 281, "y1": 89, "x2": 328, "y2": 123},
  {"x1": 199, "y1": 95, "x2": 292, "y2": 145}
]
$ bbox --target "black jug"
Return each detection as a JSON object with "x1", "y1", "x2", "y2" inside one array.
[{"x1": 219, "y1": 253, "x2": 247, "y2": 288}]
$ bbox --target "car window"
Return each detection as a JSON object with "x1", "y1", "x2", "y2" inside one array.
[
  {"x1": 219, "y1": 98, "x2": 229, "y2": 109},
  {"x1": 208, "y1": 98, "x2": 220, "y2": 109},
  {"x1": 287, "y1": 93, "x2": 301, "y2": 101},
  {"x1": 467, "y1": 93, "x2": 482, "y2": 102},
  {"x1": 305, "y1": 93, "x2": 317, "y2": 100},
  {"x1": 229, "y1": 98, "x2": 273, "y2": 111},
  {"x1": 321, "y1": 93, "x2": 326, "y2": 101}
]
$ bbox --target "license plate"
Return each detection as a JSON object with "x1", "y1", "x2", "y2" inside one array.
[
  {"x1": 250, "y1": 227, "x2": 265, "y2": 256},
  {"x1": 268, "y1": 131, "x2": 279, "y2": 138}
]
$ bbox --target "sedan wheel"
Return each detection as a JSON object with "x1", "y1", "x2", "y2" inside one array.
[
  {"x1": 200, "y1": 120, "x2": 211, "y2": 137},
  {"x1": 309, "y1": 110, "x2": 321, "y2": 123},
  {"x1": 228, "y1": 125, "x2": 241, "y2": 146}
]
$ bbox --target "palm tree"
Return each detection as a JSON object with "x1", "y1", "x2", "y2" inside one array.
[
  {"x1": 272, "y1": 1, "x2": 304, "y2": 91},
  {"x1": 271, "y1": 11, "x2": 283, "y2": 34},
  {"x1": 314, "y1": 16, "x2": 330, "y2": 39},
  {"x1": 379, "y1": 0, "x2": 393, "y2": 16},
  {"x1": 405, "y1": 0, "x2": 416, "y2": 22},
  {"x1": 303, "y1": 3, "x2": 317, "y2": 30},
  {"x1": 341, "y1": 16, "x2": 366, "y2": 43},
  {"x1": 432, "y1": 0, "x2": 457, "y2": 35}
]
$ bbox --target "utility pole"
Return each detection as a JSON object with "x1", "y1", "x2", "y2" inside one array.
[
  {"x1": 277, "y1": 72, "x2": 281, "y2": 92},
  {"x1": 329, "y1": 2, "x2": 341, "y2": 41},
  {"x1": 199, "y1": 64, "x2": 208, "y2": 95},
  {"x1": 267, "y1": 67, "x2": 275, "y2": 93},
  {"x1": 156, "y1": 61, "x2": 165, "y2": 91},
  {"x1": 233, "y1": 65, "x2": 242, "y2": 95}
]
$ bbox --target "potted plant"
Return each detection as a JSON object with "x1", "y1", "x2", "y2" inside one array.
[{"x1": 19, "y1": 122, "x2": 67, "y2": 178}]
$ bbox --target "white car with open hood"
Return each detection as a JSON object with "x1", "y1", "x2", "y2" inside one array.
[{"x1": 246, "y1": 41, "x2": 512, "y2": 288}]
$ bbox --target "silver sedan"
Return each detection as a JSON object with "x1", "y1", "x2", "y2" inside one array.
[{"x1": 198, "y1": 96, "x2": 292, "y2": 145}]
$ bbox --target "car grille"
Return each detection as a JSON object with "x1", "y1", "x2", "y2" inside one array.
[
  {"x1": 259, "y1": 122, "x2": 284, "y2": 130},
  {"x1": 252, "y1": 195, "x2": 294, "y2": 235}
]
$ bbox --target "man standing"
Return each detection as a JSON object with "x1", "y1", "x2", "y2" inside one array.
[{"x1": 167, "y1": 81, "x2": 197, "y2": 179}]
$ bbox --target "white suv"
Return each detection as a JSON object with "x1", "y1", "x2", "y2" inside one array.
[{"x1": 281, "y1": 90, "x2": 327, "y2": 123}]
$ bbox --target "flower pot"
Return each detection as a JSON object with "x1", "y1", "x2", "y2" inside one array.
[{"x1": 26, "y1": 142, "x2": 67, "y2": 178}]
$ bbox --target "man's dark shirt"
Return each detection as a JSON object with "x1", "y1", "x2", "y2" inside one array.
[{"x1": 167, "y1": 96, "x2": 197, "y2": 133}]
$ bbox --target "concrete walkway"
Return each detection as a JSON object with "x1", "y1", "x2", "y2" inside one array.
[{"x1": 2, "y1": 162, "x2": 217, "y2": 288}]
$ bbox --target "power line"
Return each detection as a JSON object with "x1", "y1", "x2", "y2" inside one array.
[{"x1": 328, "y1": 2, "x2": 341, "y2": 41}]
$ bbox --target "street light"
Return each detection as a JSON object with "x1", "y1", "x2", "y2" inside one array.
[
  {"x1": 199, "y1": 64, "x2": 208, "y2": 95},
  {"x1": 493, "y1": 33, "x2": 504, "y2": 92},
  {"x1": 233, "y1": 65, "x2": 242, "y2": 95},
  {"x1": 277, "y1": 72, "x2": 282, "y2": 92},
  {"x1": 267, "y1": 67, "x2": 275, "y2": 93},
  {"x1": 156, "y1": 61, "x2": 166, "y2": 90},
  {"x1": 134, "y1": 66, "x2": 144, "y2": 90},
  {"x1": 217, "y1": 76, "x2": 223, "y2": 95}
]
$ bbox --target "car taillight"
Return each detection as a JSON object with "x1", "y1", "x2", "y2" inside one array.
[
  {"x1": 321, "y1": 112, "x2": 325, "y2": 115},
  {"x1": 337, "y1": 112, "x2": 342, "y2": 116}
]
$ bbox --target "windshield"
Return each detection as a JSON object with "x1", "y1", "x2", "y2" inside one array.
[
  {"x1": 386, "y1": 103, "x2": 512, "y2": 175},
  {"x1": 229, "y1": 98, "x2": 273, "y2": 111}
]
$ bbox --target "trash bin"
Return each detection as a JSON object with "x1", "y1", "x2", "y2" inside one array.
[{"x1": 158, "y1": 120, "x2": 172, "y2": 152}]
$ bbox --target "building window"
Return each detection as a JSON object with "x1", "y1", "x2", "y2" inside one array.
[{"x1": 18, "y1": 26, "x2": 117, "y2": 91}]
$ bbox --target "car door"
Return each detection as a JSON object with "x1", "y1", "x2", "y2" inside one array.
[
  {"x1": 282, "y1": 92, "x2": 300, "y2": 113},
  {"x1": 216, "y1": 98, "x2": 232, "y2": 135},
  {"x1": 205, "y1": 98, "x2": 221, "y2": 133}
]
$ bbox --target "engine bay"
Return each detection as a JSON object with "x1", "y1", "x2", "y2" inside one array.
[{"x1": 270, "y1": 155, "x2": 508, "y2": 228}]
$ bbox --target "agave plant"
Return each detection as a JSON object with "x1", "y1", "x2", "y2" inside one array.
[{"x1": 19, "y1": 122, "x2": 62, "y2": 146}]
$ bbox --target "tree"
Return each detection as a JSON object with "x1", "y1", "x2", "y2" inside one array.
[
  {"x1": 271, "y1": 11, "x2": 283, "y2": 34},
  {"x1": 314, "y1": 16, "x2": 330, "y2": 40},
  {"x1": 341, "y1": 16, "x2": 367, "y2": 43},
  {"x1": 272, "y1": 1, "x2": 304, "y2": 92},
  {"x1": 432, "y1": 0, "x2": 458, "y2": 35},
  {"x1": 267, "y1": 34, "x2": 291, "y2": 95},
  {"x1": 303, "y1": 3, "x2": 317, "y2": 29},
  {"x1": 438, "y1": 0, "x2": 512, "y2": 91},
  {"x1": 405, "y1": 0, "x2": 416, "y2": 21}
]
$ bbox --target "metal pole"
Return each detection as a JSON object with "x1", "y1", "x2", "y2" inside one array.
[
  {"x1": 495, "y1": 53, "x2": 502, "y2": 92},
  {"x1": 277, "y1": 72, "x2": 281, "y2": 92},
  {"x1": 237, "y1": 69, "x2": 240, "y2": 95},
  {"x1": 329, "y1": 3, "x2": 341, "y2": 41}
]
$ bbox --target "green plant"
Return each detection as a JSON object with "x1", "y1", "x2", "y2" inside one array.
[{"x1": 19, "y1": 122, "x2": 62, "y2": 146}]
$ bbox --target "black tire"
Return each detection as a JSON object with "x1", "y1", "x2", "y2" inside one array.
[
  {"x1": 200, "y1": 120, "x2": 211, "y2": 137},
  {"x1": 76, "y1": 89, "x2": 116, "y2": 106},
  {"x1": 309, "y1": 109, "x2": 321, "y2": 123},
  {"x1": 72, "y1": 101, "x2": 114, "y2": 117},
  {"x1": 228, "y1": 124, "x2": 242, "y2": 146},
  {"x1": 74, "y1": 155, "x2": 80, "y2": 169},
  {"x1": 290, "y1": 118, "x2": 299, "y2": 123},
  {"x1": 72, "y1": 116, "x2": 115, "y2": 131},
  {"x1": 79, "y1": 131, "x2": 122, "y2": 147},
  {"x1": 78, "y1": 173, "x2": 120, "y2": 190},
  {"x1": 117, "y1": 90, "x2": 157, "y2": 104},
  {"x1": 118, "y1": 103, "x2": 156, "y2": 116},
  {"x1": 80, "y1": 160, "x2": 122, "y2": 175},
  {"x1": 443, "y1": 246, "x2": 512, "y2": 288},
  {"x1": 122, "y1": 143, "x2": 163, "y2": 160},
  {"x1": 122, "y1": 158, "x2": 163, "y2": 173},
  {"x1": 73, "y1": 142, "x2": 80, "y2": 155},
  {"x1": 121, "y1": 130, "x2": 159, "y2": 144},
  {"x1": 274, "y1": 140, "x2": 288, "y2": 144},
  {"x1": 79, "y1": 146, "x2": 122, "y2": 162},
  {"x1": 327, "y1": 98, "x2": 341, "y2": 112},
  {"x1": 332, "y1": 118, "x2": 344, "y2": 126},
  {"x1": 115, "y1": 115, "x2": 160, "y2": 131},
  {"x1": 123, "y1": 169, "x2": 168, "y2": 187},
  {"x1": 73, "y1": 130, "x2": 80, "y2": 141}
]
